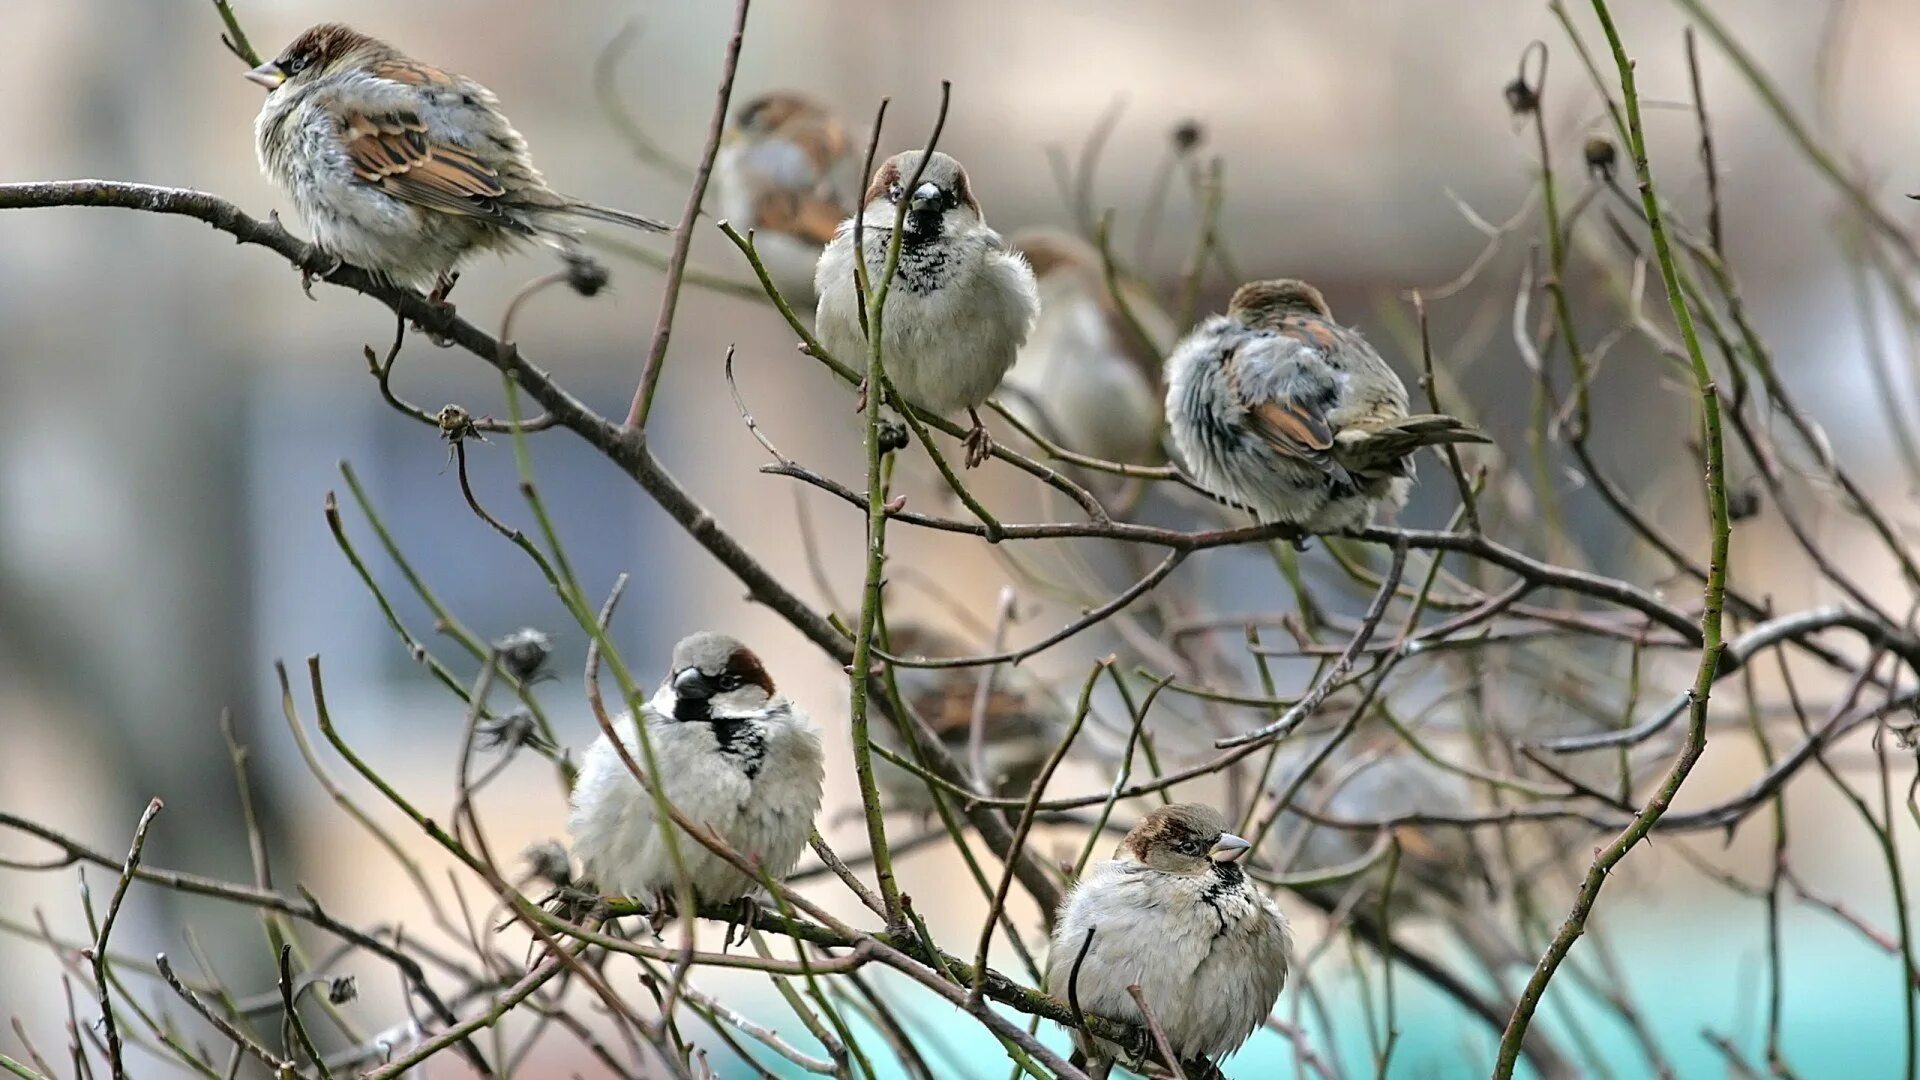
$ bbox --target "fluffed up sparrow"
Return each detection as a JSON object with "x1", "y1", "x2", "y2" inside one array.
[
  {"x1": 814, "y1": 150, "x2": 1040, "y2": 467},
  {"x1": 1047, "y1": 804, "x2": 1290, "y2": 1077},
  {"x1": 715, "y1": 91, "x2": 852, "y2": 302},
  {"x1": 1166, "y1": 279, "x2": 1488, "y2": 531},
  {"x1": 567, "y1": 632, "x2": 824, "y2": 915},
  {"x1": 1003, "y1": 228, "x2": 1173, "y2": 466},
  {"x1": 870, "y1": 621, "x2": 1069, "y2": 813},
  {"x1": 250, "y1": 24, "x2": 668, "y2": 297}
]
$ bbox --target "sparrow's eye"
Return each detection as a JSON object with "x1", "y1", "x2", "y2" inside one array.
[
  {"x1": 1175, "y1": 838, "x2": 1204, "y2": 856},
  {"x1": 717, "y1": 673, "x2": 744, "y2": 692},
  {"x1": 284, "y1": 53, "x2": 310, "y2": 75},
  {"x1": 886, "y1": 183, "x2": 903, "y2": 203}
]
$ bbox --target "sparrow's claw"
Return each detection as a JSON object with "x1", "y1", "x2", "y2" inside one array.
[
  {"x1": 539, "y1": 885, "x2": 607, "y2": 925},
  {"x1": 647, "y1": 889, "x2": 675, "y2": 937},
  {"x1": 299, "y1": 253, "x2": 343, "y2": 300},
  {"x1": 427, "y1": 270, "x2": 461, "y2": 306},
  {"x1": 723, "y1": 896, "x2": 761, "y2": 951},
  {"x1": 963, "y1": 409, "x2": 994, "y2": 468}
]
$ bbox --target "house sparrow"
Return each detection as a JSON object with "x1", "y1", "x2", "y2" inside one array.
[
  {"x1": 1165, "y1": 279, "x2": 1488, "y2": 531},
  {"x1": 249, "y1": 24, "x2": 668, "y2": 297},
  {"x1": 1047, "y1": 804, "x2": 1290, "y2": 1077},
  {"x1": 715, "y1": 91, "x2": 851, "y2": 302},
  {"x1": 814, "y1": 150, "x2": 1040, "y2": 467},
  {"x1": 870, "y1": 621, "x2": 1069, "y2": 813},
  {"x1": 567, "y1": 632, "x2": 824, "y2": 914},
  {"x1": 1003, "y1": 229, "x2": 1173, "y2": 466}
]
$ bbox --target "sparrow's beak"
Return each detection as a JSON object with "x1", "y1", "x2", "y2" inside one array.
[
  {"x1": 245, "y1": 61, "x2": 287, "y2": 90},
  {"x1": 1209, "y1": 833, "x2": 1253, "y2": 864},
  {"x1": 672, "y1": 667, "x2": 715, "y2": 700},
  {"x1": 908, "y1": 181, "x2": 945, "y2": 213}
]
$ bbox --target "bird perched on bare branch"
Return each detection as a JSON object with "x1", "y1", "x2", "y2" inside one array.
[
  {"x1": 1004, "y1": 229, "x2": 1173, "y2": 467},
  {"x1": 1166, "y1": 279, "x2": 1487, "y2": 531},
  {"x1": 814, "y1": 150, "x2": 1040, "y2": 467},
  {"x1": 715, "y1": 91, "x2": 852, "y2": 302},
  {"x1": 568, "y1": 633, "x2": 823, "y2": 919},
  {"x1": 250, "y1": 23, "x2": 668, "y2": 300},
  {"x1": 1047, "y1": 804, "x2": 1290, "y2": 1078}
]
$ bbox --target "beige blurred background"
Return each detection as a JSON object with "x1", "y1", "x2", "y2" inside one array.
[{"x1": 4, "y1": 1, "x2": 1920, "y2": 1076}]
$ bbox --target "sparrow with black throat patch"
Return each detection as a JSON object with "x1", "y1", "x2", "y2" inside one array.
[
  {"x1": 249, "y1": 23, "x2": 668, "y2": 302},
  {"x1": 567, "y1": 632, "x2": 824, "y2": 929},
  {"x1": 1047, "y1": 803, "x2": 1290, "y2": 1078},
  {"x1": 814, "y1": 150, "x2": 1040, "y2": 467},
  {"x1": 1165, "y1": 279, "x2": 1487, "y2": 532}
]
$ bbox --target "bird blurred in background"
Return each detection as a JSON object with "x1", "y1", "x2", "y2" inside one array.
[
  {"x1": 714, "y1": 90, "x2": 853, "y2": 303},
  {"x1": 1002, "y1": 227, "x2": 1175, "y2": 467}
]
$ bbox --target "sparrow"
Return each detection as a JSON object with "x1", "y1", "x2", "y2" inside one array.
[
  {"x1": 814, "y1": 150, "x2": 1040, "y2": 467},
  {"x1": 1164, "y1": 279, "x2": 1488, "y2": 531},
  {"x1": 871, "y1": 621, "x2": 1069, "y2": 813},
  {"x1": 567, "y1": 632, "x2": 824, "y2": 916},
  {"x1": 714, "y1": 91, "x2": 852, "y2": 303},
  {"x1": 1003, "y1": 229, "x2": 1173, "y2": 466},
  {"x1": 1047, "y1": 804, "x2": 1290, "y2": 1077},
  {"x1": 249, "y1": 23, "x2": 668, "y2": 298}
]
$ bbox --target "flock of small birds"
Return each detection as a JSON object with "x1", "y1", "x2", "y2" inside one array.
[{"x1": 245, "y1": 22, "x2": 1494, "y2": 1076}]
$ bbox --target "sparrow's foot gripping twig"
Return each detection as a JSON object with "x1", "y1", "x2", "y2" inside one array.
[
  {"x1": 534, "y1": 885, "x2": 607, "y2": 928},
  {"x1": 722, "y1": 896, "x2": 761, "y2": 951},
  {"x1": 300, "y1": 251, "x2": 344, "y2": 301},
  {"x1": 963, "y1": 408, "x2": 995, "y2": 468},
  {"x1": 414, "y1": 271, "x2": 461, "y2": 348}
]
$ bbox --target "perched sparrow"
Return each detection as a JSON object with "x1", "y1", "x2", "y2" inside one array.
[
  {"x1": 567, "y1": 632, "x2": 824, "y2": 912},
  {"x1": 250, "y1": 24, "x2": 667, "y2": 296},
  {"x1": 1003, "y1": 229, "x2": 1173, "y2": 466},
  {"x1": 1165, "y1": 279, "x2": 1488, "y2": 531},
  {"x1": 870, "y1": 621, "x2": 1069, "y2": 813},
  {"x1": 1047, "y1": 804, "x2": 1290, "y2": 1076},
  {"x1": 814, "y1": 150, "x2": 1040, "y2": 467},
  {"x1": 715, "y1": 91, "x2": 852, "y2": 302},
  {"x1": 1265, "y1": 739, "x2": 1482, "y2": 913}
]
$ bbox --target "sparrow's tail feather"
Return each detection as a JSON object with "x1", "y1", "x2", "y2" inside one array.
[
  {"x1": 1334, "y1": 413, "x2": 1489, "y2": 474},
  {"x1": 563, "y1": 200, "x2": 672, "y2": 234}
]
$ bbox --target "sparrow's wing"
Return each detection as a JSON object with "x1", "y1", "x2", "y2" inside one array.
[
  {"x1": 338, "y1": 107, "x2": 532, "y2": 233},
  {"x1": 1225, "y1": 323, "x2": 1347, "y2": 478}
]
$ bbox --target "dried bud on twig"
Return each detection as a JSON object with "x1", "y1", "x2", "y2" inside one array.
[
  {"x1": 1504, "y1": 77, "x2": 1539, "y2": 117},
  {"x1": 524, "y1": 840, "x2": 574, "y2": 887},
  {"x1": 564, "y1": 252, "x2": 611, "y2": 298},
  {"x1": 327, "y1": 976, "x2": 358, "y2": 1005},
  {"x1": 437, "y1": 404, "x2": 478, "y2": 443},
  {"x1": 1583, "y1": 135, "x2": 1617, "y2": 181},
  {"x1": 1171, "y1": 119, "x2": 1206, "y2": 155},
  {"x1": 493, "y1": 628, "x2": 553, "y2": 681},
  {"x1": 476, "y1": 708, "x2": 539, "y2": 751}
]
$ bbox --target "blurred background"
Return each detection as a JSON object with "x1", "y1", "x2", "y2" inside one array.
[{"x1": 4, "y1": 1, "x2": 1920, "y2": 1076}]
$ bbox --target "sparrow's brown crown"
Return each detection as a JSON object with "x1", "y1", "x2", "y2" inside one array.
[
  {"x1": 272, "y1": 23, "x2": 391, "y2": 80},
  {"x1": 1120, "y1": 803, "x2": 1232, "y2": 867},
  {"x1": 1229, "y1": 279, "x2": 1333, "y2": 326}
]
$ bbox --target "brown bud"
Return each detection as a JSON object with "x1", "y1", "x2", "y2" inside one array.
[
  {"x1": 1504, "y1": 78, "x2": 1539, "y2": 117},
  {"x1": 1171, "y1": 119, "x2": 1206, "y2": 155},
  {"x1": 1584, "y1": 135, "x2": 1618, "y2": 181}
]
